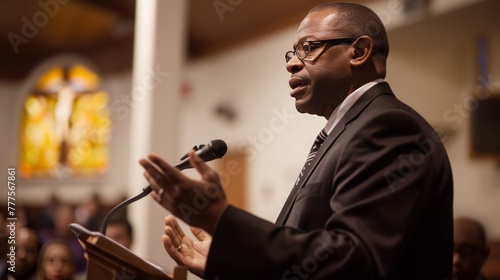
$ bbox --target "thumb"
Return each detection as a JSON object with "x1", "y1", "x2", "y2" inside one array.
[
  {"x1": 188, "y1": 149, "x2": 206, "y2": 169},
  {"x1": 188, "y1": 150, "x2": 219, "y2": 183},
  {"x1": 190, "y1": 226, "x2": 209, "y2": 241}
]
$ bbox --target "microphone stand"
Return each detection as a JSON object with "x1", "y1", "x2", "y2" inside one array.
[{"x1": 101, "y1": 184, "x2": 152, "y2": 235}]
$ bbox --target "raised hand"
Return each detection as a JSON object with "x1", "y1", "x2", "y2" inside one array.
[
  {"x1": 162, "y1": 215, "x2": 212, "y2": 278},
  {"x1": 139, "y1": 150, "x2": 229, "y2": 234}
]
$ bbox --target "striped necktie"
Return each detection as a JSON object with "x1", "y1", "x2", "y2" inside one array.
[
  {"x1": 294, "y1": 128, "x2": 328, "y2": 187},
  {"x1": 275, "y1": 128, "x2": 328, "y2": 224}
]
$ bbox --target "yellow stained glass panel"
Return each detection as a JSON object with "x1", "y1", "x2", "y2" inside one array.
[{"x1": 19, "y1": 64, "x2": 111, "y2": 179}]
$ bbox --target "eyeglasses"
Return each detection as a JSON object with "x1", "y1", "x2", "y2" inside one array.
[
  {"x1": 454, "y1": 244, "x2": 485, "y2": 259},
  {"x1": 285, "y1": 38, "x2": 355, "y2": 63}
]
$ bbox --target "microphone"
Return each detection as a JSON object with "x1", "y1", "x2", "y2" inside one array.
[
  {"x1": 100, "y1": 139, "x2": 227, "y2": 234},
  {"x1": 174, "y1": 139, "x2": 228, "y2": 170}
]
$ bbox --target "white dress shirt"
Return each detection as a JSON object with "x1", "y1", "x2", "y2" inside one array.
[{"x1": 325, "y1": 79, "x2": 385, "y2": 134}]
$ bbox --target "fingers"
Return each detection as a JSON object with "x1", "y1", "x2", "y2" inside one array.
[
  {"x1": 139, "y1": 155, "x2": 180, "y2": 190},
  {"x1": 162, "y1": 234, "x2": 185, "y2": 266},
  {"x1": 147, "y1": 154, "x2": 181, "y2": 182},
  {"x1": 139, "y1": 159, "x2": 165, "y2": 194},
  {"x1": 165, "y1": 215, "x2": 185, "y2": 240},
  {"x1": 164, "y1": 227, "x2": 183, "y2": 251},
  {"x1": 188, "y1": 150, "x2": 221, "y2": 184},
  {"x1": 151, "y1": 189, "x2": 171, "y2": 206},
  {"x1": 162, "y1": 233, "x2": 175, "y2": 251},
  {"x1": 139, "y1": 158, "x2": 164, "y2": 182},
  {"x1": 190, "y1": 226, "x2": 209, "y2": 241},
  {"x1": 139, "y1": 155, "x2": 184, "y2": 206},
  {"x1": 140, "y1": 152, "x2": 226, "y2": 231}
]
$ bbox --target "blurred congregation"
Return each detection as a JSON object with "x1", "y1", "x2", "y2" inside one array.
[{"x1": 0, "y1": 195, "x2": 133, "y2": 280}]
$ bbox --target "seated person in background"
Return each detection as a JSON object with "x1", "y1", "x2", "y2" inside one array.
[
  {"x1": 75, "y1": 194, "x2": 104, "y2": 232},
  {"x1": 453, "y1": 217, "x2": 490, "y2": 280},
  {"x1": 8, "y1": 228, "x2": 41, "y2": 280},
  {"x1": 0, "y1": 214, "x2": 8, "y2": 280},
  {"x1": 37, "y1": 239, "x2": 76, "y2": 280},
  {"x1": 104, "y1": 216, "x2": 134, "y2": 250},
  {"x1": 39, "y1": 204, "x2": 86, "y2": 274}
]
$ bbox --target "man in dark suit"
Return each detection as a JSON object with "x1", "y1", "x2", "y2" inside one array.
[
  {"x1": 453, "y1": 217, "x2": 490, "y2": 280},
  {"x1": 140, "y1": 2, "x2": 453, "y2": 279}
]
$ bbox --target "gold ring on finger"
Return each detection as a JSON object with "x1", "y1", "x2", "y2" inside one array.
[{"x1": 158, "y1": 188, "x2": 165, "y2": 203}]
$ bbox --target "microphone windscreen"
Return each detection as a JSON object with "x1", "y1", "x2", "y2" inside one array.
[{"x1": 210, "y1": 139, "x2": 228, "y2": 158}]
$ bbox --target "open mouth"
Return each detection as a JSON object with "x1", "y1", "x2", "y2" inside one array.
[{"x1": 289, "y1": 77, "x2": 307, "y2": 90}]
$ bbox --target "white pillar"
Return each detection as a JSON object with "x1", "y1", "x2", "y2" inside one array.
[{"x1": 128, "y1": 0, "x2": 187, "y2": 273}]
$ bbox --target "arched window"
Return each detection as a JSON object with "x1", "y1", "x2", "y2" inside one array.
[{"x1": 19, "y1": 63, "x2": 111, "y2": 179}]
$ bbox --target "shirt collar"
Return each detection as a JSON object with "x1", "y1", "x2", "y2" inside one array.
[{"x1": 324, "y1": 79, "x2": 385, "y2": 134}]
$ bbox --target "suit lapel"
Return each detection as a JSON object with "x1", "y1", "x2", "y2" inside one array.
[{"x1": 275, "y1": 82, "x2": 394, "y2": 225}]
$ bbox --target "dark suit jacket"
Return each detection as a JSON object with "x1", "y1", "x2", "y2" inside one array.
[
  {"x1": 0, "y1": 263, "x2": 7, "y2": 280},
  {"x1": 205, "y1": 82, "x2": 453, "y2": 279}
]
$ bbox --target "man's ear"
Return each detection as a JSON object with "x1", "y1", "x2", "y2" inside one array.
[
  {"x1": 481, "y1": 246, "x2": 491, "y2": 263},
  {"x1": 350, "y1": 36, "x2": 374, "y2": 66}
]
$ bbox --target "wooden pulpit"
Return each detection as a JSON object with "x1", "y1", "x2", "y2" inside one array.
[{"x1": 69, "y1": 223, "x2": 187, "y2": 280}]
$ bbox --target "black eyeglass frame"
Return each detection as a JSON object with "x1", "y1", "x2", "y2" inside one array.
[{"x1": 285, "y1": 38, "x2": 356, "y2": 63}]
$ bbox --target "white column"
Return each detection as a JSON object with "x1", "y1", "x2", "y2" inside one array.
[{"x1": 128, "y1": 0, "x2": 187, "y2": 273}]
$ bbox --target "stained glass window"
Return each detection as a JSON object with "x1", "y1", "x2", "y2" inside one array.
[{"x1": 19, "y1": 64, "x2": 111, "y2": 179}]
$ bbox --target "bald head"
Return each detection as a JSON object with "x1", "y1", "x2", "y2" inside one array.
[
  {"x1": 453, "y1": 217, "x2": 489, "y2": 280},
  {"x1": 454, "y1": 217, "x2": 488, "y2": 248}
]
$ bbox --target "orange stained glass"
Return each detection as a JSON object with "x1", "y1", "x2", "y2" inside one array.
[{"x1": 19, "y1": 64, "x2": 111, "y2": 179}]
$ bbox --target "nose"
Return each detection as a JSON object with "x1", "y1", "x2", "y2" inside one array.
[
  {"x1": 286, "y1": 55, "x2": 303, "y2": 74},
  {"x1": 452, "y1": 252, "x2": 461, "y2": 266},
  {"x1": 53, "y1": 260, "x2": 65, "y2": 272},
  {"x1": 18, "y1": 248, "x2": 26, "y2": 259}
]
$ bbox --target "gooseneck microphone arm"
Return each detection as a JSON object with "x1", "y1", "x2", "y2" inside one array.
[
  {"x1": 100, "y1": 139, "x2": 227, "y2": 235},
  {"x1": 101, "y1": 184, "x2": 152, "y2": 235}
]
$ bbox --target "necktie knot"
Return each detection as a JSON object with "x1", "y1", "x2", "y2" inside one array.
[
  {"x1": 311, "y1": 129, "x2": 328, "y2": 153},
  {"x1": 292, "y1": 129, "x2": 329, "y2": 192}
]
